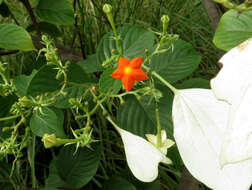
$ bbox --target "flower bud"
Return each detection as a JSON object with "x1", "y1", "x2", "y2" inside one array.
[
  {"x1": 161, "y1": 15, "x2": 170, "y2": 36},
  {"x1": 161, "y1": 15, "x2": 170, "y2": 24},
  {"x1": 69, "y1": 98, "x2": 77, "y2": 105},
  {"x1": 19, "y1": 96, "x2": 34, "y2": 107},
  {"x1": 103, "y1": 4, "x2": 112, "y2": 14},
  {"x1": 42, "y1": 134, "x2": 57, "y2": 148}
]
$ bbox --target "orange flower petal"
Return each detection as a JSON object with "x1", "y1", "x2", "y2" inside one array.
[
  {"x1": 111, "y1": 68, "x2": 124, "y2": 80},
  {"x1": 118, "y1": 57, "x2": 130, "y2": 68},
  {"x1": 131, "y1": 69, "x2": 148, "y2": 81},
  {"x1": 122, "y1": 75, "x2": 135, "y2": 91},
  {"x1": 130, "y1": 57, "x2": 143, "y2": 69}
]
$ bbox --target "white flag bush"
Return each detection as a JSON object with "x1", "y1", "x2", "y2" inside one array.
[
  {"x1": 172, "y1": 89, "x2": 252, "y2": 190},
  {"x1": 211, "y1": 38, "x2": 252, "y2": 165},
  {"x1": 115, "y1": 126, "x2": 173, "y2": 182}
]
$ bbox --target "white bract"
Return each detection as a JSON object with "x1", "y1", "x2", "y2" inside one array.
[
  {"x1": 211, "y1": 38, "x2": 252, "y2": 165},
  {"x1": 115, "y1": 126, "x2": 172, "y2": 182},
  {"x1": 172, "y1": 89, "x2": 252, "y2": 190}
]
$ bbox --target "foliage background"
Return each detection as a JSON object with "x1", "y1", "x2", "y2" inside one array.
[{"x1": 0, "y1": 0, "x2": 245, "y2": 190}]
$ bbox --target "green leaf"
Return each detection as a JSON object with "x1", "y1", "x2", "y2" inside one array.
[
  {"x1": 99, "y1": 68, "x2": 122, "y2": 94},
  {"x1": 0, "y1": 24, "x2": 35, "y2": 51},
  {"x1": 117, "y1": 84, "x2": 174, "y2": 139},
  {"x1": 97, "y1": 25, "x2": 155, "y2": 64},
  {"x1": 102, "y1": 176, "x2": 137, "y2": 190},
  {"x1": 77, "y1": 54, "x2": 103, "y2": 73},
  {"x1": 0, "y1": 0, "x2": 2, "y2": 5},
  {"x1": 213, "y1": 10, "x2": 252, "y2": 51},
  {"x1": 0, "y1": 96, "x2": 16, "y2": 118},
  {"x1": 36, "y1": 0, "x2": 74, "y2": 25},
  {"x1": 44, "y1": 144, "x2": 101, "y2": 189},
  {"x1": 30, "y1": 107, "x2": 66, "y2": 138},
  {"x1": 27, "y1": 65, "x2": 62, "y2": 97},
  {"x1": 67, "y1": 62, "x2": 94, "y2": 84},
  {"x1": 43, "y1": 159, "x2": 64, "y2": 189},
  {"x1": 0, "y1": 96, "x2": 16, "y2": 138},
  {"x1": 53, "y1": 87, "x2": 86, "y2": 109},
  {"x1": 175, "y1": 78, "x2": 210, "y2": 89},
  {"x1": 13, "y1": 70, "x2": 37, "y2": 97},
  {"x1": 150, "y1": 40, "x2": 201, "y2": 83},
  {"x1": 27, "y1": 22, "x2": 60, "y2": 37},
  {"x1": 0, "y1": 162, "x2": 19, "y2": 189}
]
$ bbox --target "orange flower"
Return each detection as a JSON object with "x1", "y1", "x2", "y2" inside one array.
[{"x1": 111, "y1": 57, "x2": 148, "y2": 91}]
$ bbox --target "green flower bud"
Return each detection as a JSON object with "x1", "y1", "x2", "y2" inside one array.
[
  {"x1": 161, "y1": 15, "x2": 170, "y2": 36},
  {"x1": 41, "y1": 35, "x2": 49, "y2": 43},
  {"x1": 69, "y1": 98, "x2": 77, "y2": 105},
  {"x1": 42, "y1": 134, "x2": 57, "y2": 148},
  {"x1": 161, "y1": 15, "x2": 170, "y2": 24},
  {"x1": 19, "y1": 96, "x2": 37, "y2": 108},
  {"x1": 103, "y1": 4, "x2": 112, "y2": 14},
  {"x1": 160, "y1": 34, "x2": 179, "y2": 48}
]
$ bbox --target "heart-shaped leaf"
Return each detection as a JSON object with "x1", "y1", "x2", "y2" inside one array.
[
  {"x1": 150, "y1": 40, "x2": 201, "y2": 83},
  {"x1": 213, "y1": 10, "x2": 252, "y2": 51},
  {"x1": 30, "y1": 107, "x2": 65, "y2": 138},
  {"x1": 96, "y1": 26, "x2": 155, "y2": 65},
  {"x1": 14, "y1": 70, "x2": 37, "y2": 97},
  {"x1": 36, "y1": 0, "x2": 74, "y2": 25},
  {"x1": 44, "y1": 144, "x2": 100, "y2": 189},
  {"x1": 27, "y1": 65, "x2": 62, "y2": 97},
  {"x1": 0, "y1": 24, "x2": 35, "y2": 51},
  {"x1": 99, "y1": 68, "x2": 122, "y2": 94}
]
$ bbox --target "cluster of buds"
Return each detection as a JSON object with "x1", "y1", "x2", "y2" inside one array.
[
  {"x1": 39, "y1": 35, "x2": 59, "y2": 65},
  {"x1": 42, "y1": 127, "x2": 96, "y2": 151},
  {"x1": 0, "y1": 62, "x2": 15, "y2": 96},
  {"x1": 0, "y1": 127, "x2": 30, "y2": 161},
  {"x1": 39, "y1": 35, "x2": 69, "y2": 81}
]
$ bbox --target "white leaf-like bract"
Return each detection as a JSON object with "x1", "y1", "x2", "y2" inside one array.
[
  {"x1": 115, "y1": 126, "x2": 172, "y2": 182},
  {"x1": 211, "y1": 38, "x2": 252, "y2": 165},
  {"x1": 172, "y1": 89, "x2": 252, "y2": 190}
]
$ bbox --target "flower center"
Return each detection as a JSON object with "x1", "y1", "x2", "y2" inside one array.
[{"x1": 124, "y1": 67, "x2": 132, "y2": 75}]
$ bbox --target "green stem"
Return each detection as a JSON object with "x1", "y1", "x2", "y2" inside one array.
[
  {"x1": 28, "y1": 135, "x2": 37, "y2": 188},
  {"x1": 75, "y1": 96, "x2": 107, "y2": 120},
  {"x1": 155, "y1": 106, "x2": 162, "y2": 147},
  {"x1": 67, "y1": 81, "x2": 90, "y2": 88},
  {"x1": 89, "y1": 90, "x2": 116, "y2": 127},
  {"x1": 142, "y1": 65, "x2": 178, "y2": 94},
  {"x1": 92, "y1": 177, "x2": 103, "y2": 188},
  {"x1": 106, "y1": 13, "x2": 122, "y2": 56},
  {"x1": 56, "y1": 138, "x2": 80, "y2": 145},
  {"x1": 142, "y1": 45, "x2": 160, "y2": 65},
  {"x1": 110, "y1": 87, "x2": 150, "y2": 98},
  {"x1": 55, "y1": 71, "x2": 68, "y2": 97},
  {"x1": 0, "y1": 115, "x2": 20, "y2": 122},
  {"x1": 0, "y1": 72, "x2": 9, "y2": 85},
  {"x1": 14, "y1": 117, "x2": 26, "y2": 132}
]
